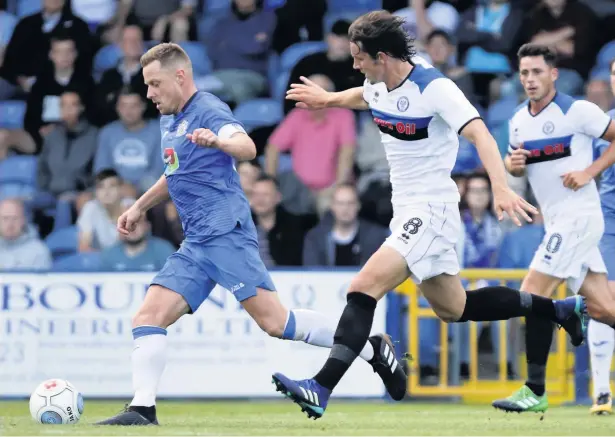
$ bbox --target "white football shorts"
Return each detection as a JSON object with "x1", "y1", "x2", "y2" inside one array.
[
  {"x1": 530, "y1": 212, "x2": 606, "y2": 293},
  {"x1": 383, "y1": 202, "x2": 461, "y2": 284}
]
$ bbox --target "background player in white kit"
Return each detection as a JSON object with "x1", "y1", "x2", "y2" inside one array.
[
  {"x1": 493, "y1": 44, "x2": 615, "y2": 414},
  {"x1": 270, "y1": 11, "x2": 588, "y2": 420}
]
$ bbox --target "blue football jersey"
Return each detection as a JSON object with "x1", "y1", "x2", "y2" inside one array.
[
  {"x1": 594, "y1": 108, "x2": 615, "y2": 229},
  {"x1": 159, "y1": 92, "x2": 251, "y2": 241}
]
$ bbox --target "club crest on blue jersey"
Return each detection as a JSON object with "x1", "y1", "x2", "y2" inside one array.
[
  {"x1": 176, "y1": 120, "x2": 189, "y2": 137},
  {"x1": 397, "y1": 96, "x2": 409, "y2": 112}
]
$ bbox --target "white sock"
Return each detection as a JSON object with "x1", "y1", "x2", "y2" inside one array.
[
  {"x1": 130, "y1": 326, "x2": 168, "y2": 407},
  {"x1": 589, "y1": 319, "x2": 614, "y2": 399},
  {"x1": 282, "y1": 309, "x2": 375, "y2": 361}
]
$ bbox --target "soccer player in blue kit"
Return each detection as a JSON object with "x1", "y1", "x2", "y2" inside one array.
[
  {"x1": 587, "y1": 59, "x2": 615, "y2": 416},
  {"x1": 96, "y1": 43, "x2": 407, "y2": 426}
]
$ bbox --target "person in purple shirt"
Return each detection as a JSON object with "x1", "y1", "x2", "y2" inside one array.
[{"x1": 97, "y1": 43, "x2": 403, "y2": 427}]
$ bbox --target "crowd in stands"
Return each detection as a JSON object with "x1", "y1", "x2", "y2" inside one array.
[{"x1": 1, "y1": 0, "x2": 615, "y2": 275}]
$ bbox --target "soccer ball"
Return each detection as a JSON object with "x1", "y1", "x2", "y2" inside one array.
[{"x1": 29, "y1": 379, "x2": 84, "y2": 424}]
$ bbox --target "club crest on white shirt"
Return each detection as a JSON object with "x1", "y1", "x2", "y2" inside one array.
[{"x1": 397, "y1": 96, "x2": 409, "y2": 112}]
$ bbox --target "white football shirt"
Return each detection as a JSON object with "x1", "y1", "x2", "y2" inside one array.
[
  {"x1": 508, "y1": 93, "x2": 611, "y2": 221},
  {"x1": 363, "y1": 57, "x2": 480, "y2": 211}
]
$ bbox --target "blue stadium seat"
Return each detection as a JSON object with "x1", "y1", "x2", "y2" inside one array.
[
  {"x1": 53, "y1": 252, "x2": 101, "y2": 272},
  {"x1": 45, "y1": 225, "x2": 78, "y2": 258},
  {"x1": 597, "y1": 40, "x2": 615, "y2": 68},
  {"x1": 0, "y1": 11, "x2": 18, "y2": 45},
  {"x1": 93, "y1": 44, "x2": 122, "y2": 79},
  {"x1": 486, "y1": 97, "x2": 518, "y2": 129},
  {"x1": 0, "y1": 155, "x2": 38, "y2": 186},
  {"x1": 17, "y1": 0, "x2": 40, "y2": 16},
  {"x1": 0, "y1": 183, "x2": 36, "y2": 200},
  {"x1": 327, "y1": 0, "x2": 381, "y2": 13},
  {"x1": 272, "y1": 70, "x2": 290, "y2": 102},
  {"x1": 234, "y1": 98, "x2": 283, "y2": 131},
  {"x1": 178, "y1": 42, "x2": 211, "y2": 76},
  {"x1": 279, "y1": 41, "x2": 327, "y2": 72},
  {"x1": 0, "y1": 100, "x2": 26, "y2": 129},
  {"x1": 590, "y1": 65, "x2": 610, "y2": 82}
]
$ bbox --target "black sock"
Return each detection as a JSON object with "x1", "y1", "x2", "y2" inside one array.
[
  {"x1": 457, "y1": 286, "x2": 557, "y2": 322},
  {"x1": 128, "y1": 405, "x2": 157, "y2": 422},
  {"x1": 524, "y1": 315, "x2": 553, "y2": 397},
  {"x1": 313, "y1": 291, "x2": 377, "y2": 391}
]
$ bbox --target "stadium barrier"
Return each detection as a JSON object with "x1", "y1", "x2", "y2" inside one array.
[
  {"x1": 396, "y1": 269, "x2": 575, "y2": 405},
  {"x1": 0, "y1": 271, "x2": 388, "y2": 399}
]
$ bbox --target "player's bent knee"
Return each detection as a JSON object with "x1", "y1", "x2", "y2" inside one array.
[
  {"x1": 255, "y1": 317, "x2": 285, "y2": 338},
  {"x1": 347, "y1": 277, "x2": 387, "y2": 300},
  {"x1": 432, "y1": 306, "x2": 463, "y2": 323}
]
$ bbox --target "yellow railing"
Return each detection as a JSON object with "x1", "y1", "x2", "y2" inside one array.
[{"x1": 396, "y1": 269, "x2": 572, "y2": 400}]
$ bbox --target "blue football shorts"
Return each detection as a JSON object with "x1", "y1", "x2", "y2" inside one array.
[
  {"x1": 599, "y1": 231, "x2": 615, "y2": 281},
  {"x1": 151, "y1": 220, "x2": 276, "y2": 312}
]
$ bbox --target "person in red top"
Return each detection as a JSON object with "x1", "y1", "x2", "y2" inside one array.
[{"x1": 264, "y1": 74, "x2": 356, "y2": 215}]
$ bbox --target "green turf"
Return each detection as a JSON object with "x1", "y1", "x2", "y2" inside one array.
[{"x1": 1, "y1": 400, "x2": 613, "y2": 435}]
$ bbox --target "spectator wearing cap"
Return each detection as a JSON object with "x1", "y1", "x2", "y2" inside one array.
[{"x1": 283, "y1": 19, "x2": 364, "y2": 115}]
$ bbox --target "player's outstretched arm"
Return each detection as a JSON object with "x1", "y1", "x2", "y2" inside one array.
[
  {"x1": 461, "y1": 118, "x2": 537, "y2": 225},
  {"x1": 286, "y1": 76, "x2": 368, "y2": 110},
  {"x1": 134, "y1": 175, "x2": 170, "y2": 213}
]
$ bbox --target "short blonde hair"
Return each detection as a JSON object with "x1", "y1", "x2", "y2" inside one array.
[{"x1": 140, "y1": 43, "x2": 191, "y2": 69}]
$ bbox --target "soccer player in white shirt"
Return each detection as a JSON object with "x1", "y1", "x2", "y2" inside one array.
[
  {"x1": 270, "y1": 11, "x2": 589, "y2": 420},
  {"x1": 492, "y1": 43, "x2": 615, "y2": 414}
]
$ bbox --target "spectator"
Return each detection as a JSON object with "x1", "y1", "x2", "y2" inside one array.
[
  {"x1": 462, "y1": 173, "x2": 503, "y2": 268},
  {"x1": 95, "y1": 25, "x2": 155, "y2": 126},
  {"x1": 456, "y1": 0, "x2": 524, "y2": 69},
  {"x1": 77, "y1": 169, "x2": 130, "y2": 252},
  {"x1": 207, "y1": 0, "x2": 276, "y2": 104},
  {"x1": 0, "y1": 10, "x2": 17, "y2": 69},
  {"x1": 237, "y1": 159, "x2": 262, "y2": 205},
  {"x1": 271, "y1": 0, "x2": 326, "y2": 54},
  {"x1": 0, "y1": 0, "x2": 92, "y2": 99},
  {"x1": 265, "y1": 74, "x2": 356, "y2": 216},
  {"x1": 522, "y1": 0, "x2": 598, "y2": 92},
  {"x1": 585, "y1": 78, "x2": 613, "y2": 112},
  {"x1": 0, "y1": 198, "x2": 52, "y2": 271},
  {"x1": 250, "y1": 175, "x2": 317, "y2": 267},
  {"x1": 99, "y1": 202, "x2": 175, "y2": 271},
  {"x1": 424, "y1": 29, "x2": 476, "y2": 104},
  {"x1": 283, "y1": 19, "x2": 363, "y2": 114},
  {"x1": 0, "y1": 32, "x2": 94, "y2": 158},
  {"x1": 37, "y1": 91, "x2": 98, "y2": 200},
  {"x1": 303, "y1": 184, "x2": 388, "y2": 267},
  {"x1": 392, "y1": 0, "x2": 460, "y2": 42},
  {"x1": 69, "y1": 0, "x2": 132, "y2": 46},
  {"x1": 125, "y1": 0, "x2": 196, "y2": 42},
  {"x1": 94, "y1": 87, "x2": 162, "y2": 193}
]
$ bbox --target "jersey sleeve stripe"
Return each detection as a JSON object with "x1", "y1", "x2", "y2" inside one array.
[
  {"x1": 600, "y1": 119, "x2": 612, "y2": 139},
  {"x1": 457, "y1": 116, "x2": 482, "y2": 135}
]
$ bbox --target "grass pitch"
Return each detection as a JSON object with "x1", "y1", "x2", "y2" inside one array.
[{"x1": 1, "y1": 400, "x2": 614, "y2": 435}]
